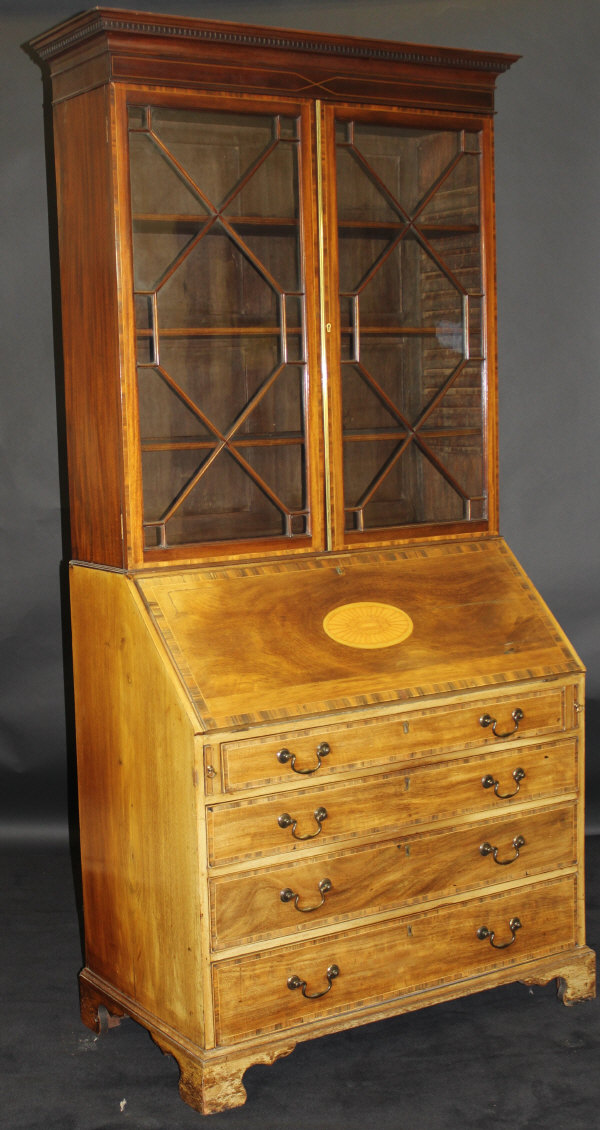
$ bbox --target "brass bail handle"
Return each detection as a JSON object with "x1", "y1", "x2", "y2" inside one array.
[
  {"x1": 287, "y1": 964, "x2": 340, "y2": 999},
  {"x1": 480, "y1": 834, "x2": 526, "y2": 865},
  {"x1": 479, "y1": 707, "x2": 524, "y2": 739},
  {"x1": 477, "y1": 917, "x2": 522, "y2": 949},
  {"x1": 481, "y1": 766, "x2": 526, "y2": 799},
  {"x1": 280, "y1": 877, "x2": 332, "y2": 913},
  {"x1": 277, "y1": 742, "x2": 331, "y2": 775},
  {"x1": 278, "y1": 806, "x2": 328, "y2": 840}
]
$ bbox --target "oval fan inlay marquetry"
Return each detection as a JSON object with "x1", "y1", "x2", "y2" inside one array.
[{"x1": 323, "y1": 601, "x2": 413, "y2": 649}]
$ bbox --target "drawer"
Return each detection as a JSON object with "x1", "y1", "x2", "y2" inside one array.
[
  {"x1": 210, "y1": 803, "x2": 576, "y2": 950},
  {"x1": 216, "y1": 685, "x2": 570, "y2": 793},
  {"x1": 206, "y1": 737, "x2": 578, "y2": 866},
  {"x1": 213, "y1": 874, "x2": 577, "y2": 1044}
]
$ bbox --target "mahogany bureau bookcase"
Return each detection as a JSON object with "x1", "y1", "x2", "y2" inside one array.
[{"x1": 29, "y1": 9, "x2": 595, "y2": 1115}]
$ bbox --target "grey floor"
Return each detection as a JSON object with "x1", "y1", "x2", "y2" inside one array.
[{"x1": 2, "y1": 839, "x2": 599, "y2": 1130}]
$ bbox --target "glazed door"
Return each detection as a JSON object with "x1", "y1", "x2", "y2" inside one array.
[
  {"x1": 322, "y1": 106, "x2": 497, "y2": 550},
  {"x1": 121, "y1": 92, "x2": 324, "y2": 561},
  {"x1": 118, "y1": 92, "x2": 497, "y2": 564}
]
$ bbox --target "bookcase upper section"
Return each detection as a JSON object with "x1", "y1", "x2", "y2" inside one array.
[{"x1": 29, "y1": 11, "x2": 517, "y2": 570}]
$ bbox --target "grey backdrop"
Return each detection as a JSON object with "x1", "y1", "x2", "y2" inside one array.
[{"x1": 2, "y1": 0, "x2": 599, "y2": 841}]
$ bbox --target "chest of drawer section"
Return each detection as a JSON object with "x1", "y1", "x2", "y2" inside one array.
[
  {"x1": 213, "y1": 874, "x2": 577, "y2": 1046},
  {"x1": 203, "y1": 680, "x2": 581, "y2": 1041},
  {"x1": 205, "y1": 684, "x2": 574, "y2": 795},
  {"x1": 209, "y1": 801, "x2": 576, "y2": 950},
  {"x1": 206, "y1": 736, "x2": 578, "y2": 867}
]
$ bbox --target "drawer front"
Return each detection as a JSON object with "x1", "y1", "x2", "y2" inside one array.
[
  {"x1": 213, "y1": 874, "x2": 576, "y2": 1044},
  {"x1": 218, "y1": 686, "x2": 569, "y2": 793},
  {"x1": 207, "y1": 737, "x2": 577, "y2": 866},
  {"x1": 210, "y1": 803, "x2": 576, "y2": 950}
]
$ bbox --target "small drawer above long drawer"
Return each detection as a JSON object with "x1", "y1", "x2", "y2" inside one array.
[
  {"x1": 215, "y1": 685, "x2": 571, "y2": 793},
  {"x1": 206, "y1": 736, "x2": 578, "y2": 867},
  {"x1": 209, "y1": 802, "x2": 576, "y2": 950},
  {"x1": 212, "y1": 874, "x2": 577, "y2": 1045}
]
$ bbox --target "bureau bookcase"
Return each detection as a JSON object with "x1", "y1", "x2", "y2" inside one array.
[{"x1": 30, "y1": 10, "x2": 595, "y2": 1115}]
